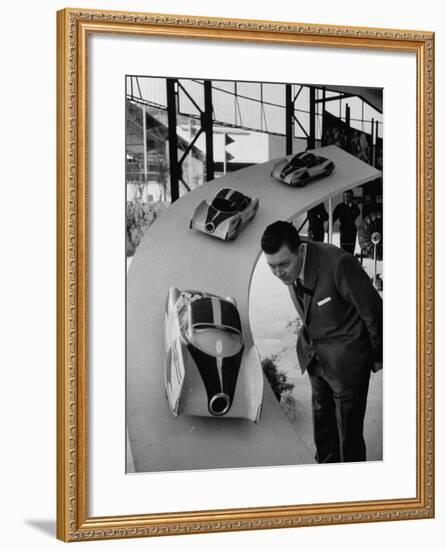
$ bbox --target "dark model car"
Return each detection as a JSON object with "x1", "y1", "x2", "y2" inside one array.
[{"x1": 271, "y1": 151, "x2": 335, "y2": 187}]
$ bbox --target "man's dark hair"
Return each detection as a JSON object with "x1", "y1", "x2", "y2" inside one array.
[{"x1": 261, "y1": 221, "x2": 301, "y2": 254}]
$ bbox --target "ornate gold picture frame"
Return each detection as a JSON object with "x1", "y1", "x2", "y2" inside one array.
[{"x1": 57, "y1": 7, "x2": 434, "y2": 542}]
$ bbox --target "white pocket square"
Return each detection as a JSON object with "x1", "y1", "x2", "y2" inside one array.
[{"x1": 317, "y1": 297, "x2": 332, "y2": 306}]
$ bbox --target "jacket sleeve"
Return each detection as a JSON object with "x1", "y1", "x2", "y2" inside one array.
[
  {"x1": 307, "y1": 208, "x2": 317, "y2": 225},
  {"x1": 334, "y1": 253, "x2": 383, "y2": 362},
  {"x1": 333, "y1": 204, "x2": 340, "y2": 223},
  {"x1": 321, "y1": 205, "x2": 329, "y2": 221}
]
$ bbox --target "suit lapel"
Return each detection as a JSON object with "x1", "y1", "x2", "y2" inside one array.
[
  {"x1": 288, "y1": 242, "x2": 318, "y2": 322},
  {"x1": 303, "y1": 242, "x2": 319, "y2": 322}
]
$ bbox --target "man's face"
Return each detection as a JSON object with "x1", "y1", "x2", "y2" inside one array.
[
  {"x1": 344, "y1": 191, "x2": 353, "y2": 204},
  {"x1": 265, "y1": 244, "x2": 303, "y2": 286}
]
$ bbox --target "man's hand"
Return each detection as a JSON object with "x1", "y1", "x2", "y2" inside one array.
[{"x1": 372, "y1": 362, "x2": 383, "y2": 373}]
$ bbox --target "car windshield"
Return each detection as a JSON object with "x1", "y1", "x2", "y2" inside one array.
[
  {"x1": 211, "y1": 197, "x2": 238, "y2": 213},
  {"x1": 289, "y1": 156, "x2": 307, "y2": 168},
  {"x1": 190, "y1": 324, "x2": 243, "y2": 357}
]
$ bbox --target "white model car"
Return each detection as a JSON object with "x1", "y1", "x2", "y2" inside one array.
[
  {"x1": 164, "y1": 287, "x2": 264, "y2": 422},
  {"x1": 190, "y1": 188, "x2": 259, "y2": 241}
]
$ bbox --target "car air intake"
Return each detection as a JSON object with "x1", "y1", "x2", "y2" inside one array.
[
  {"x1": 205, "y1": 222, "x2": 215, "y2": 233},
  {"x1": 209, "y1": 393, "x2": 230, "y2": 416}
]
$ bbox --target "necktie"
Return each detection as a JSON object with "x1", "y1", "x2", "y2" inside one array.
[{"x1": 295, "y1": 280, "x2": 305, "y2": 310}]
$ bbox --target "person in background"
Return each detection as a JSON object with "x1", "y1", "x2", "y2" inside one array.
[
  {"x1": 333, "y1": 190, "x2": 360, "y2": 254},
  {"x1": 308, "y1": 202, "x2": 328, "y2": 242}
]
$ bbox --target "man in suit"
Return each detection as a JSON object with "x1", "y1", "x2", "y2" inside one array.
[
  {"x1": 261, "y1": 221, "x2": 382, "y2": 463},
  {"x1": 333, "y1": 190, "x2": 361, "y2": 254}
]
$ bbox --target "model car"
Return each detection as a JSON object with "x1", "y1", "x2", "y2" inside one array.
[
  {"x1": 270, "y1": 151, "x2": 335, "y2": 187},
  {"x1": 164, "y1": 287, "x2": 263, "y2": 422},
  {"x1": 189, "y1": 187, "x2": 259, "y2": 241}
]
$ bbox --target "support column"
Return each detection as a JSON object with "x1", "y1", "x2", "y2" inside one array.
[
  {"x1": 375, "y1": 119, "x2": 380, "y2": 167},
  {"x1": 285, "y1": 84, "x2": 293, "y2": 155},
  {"x1": 328, "y1": 197, "x2": 333, "y2": 244},
  {"x1": 308, "y1": 86, "x2": 316, "y2": 150},
  {"x1": 345, "y1": 103, "x2": 351, "y2": 152},
  {"x1": 203, "y1": 80, "x2": 214, "y2": 181},
  {"x1": 166, "y1": 78, "x2": 180, "y2": 203},
  {"x1": 321, "y1": 87, "x2": 326, "y2": 138}
]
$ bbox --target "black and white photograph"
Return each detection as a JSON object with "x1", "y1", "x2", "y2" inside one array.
[
  {"x1": 126, "y1": 76, "x2": 384, "y2": 473},
  {"x1": 2, "y1": 0, "x2": 443, "y2": 547}
]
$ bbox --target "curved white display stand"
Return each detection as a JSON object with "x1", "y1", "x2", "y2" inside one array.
[{"x1": 127, "y1": 145, "x2": 381, "y2": 473}]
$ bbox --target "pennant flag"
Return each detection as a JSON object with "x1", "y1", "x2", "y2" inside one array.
[
  {"x1": 225, "y1": 151, "x2": 234, "y2": 162},
  {"x1": 225, "y1": 134, "x2": 235, "y2": 146}
]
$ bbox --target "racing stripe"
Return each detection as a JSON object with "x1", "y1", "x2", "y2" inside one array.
[
  {"x1": 204, "y1": 206, "x2": 232, "y2": 228},
  {"x1": 220, "y1": 300, "x2": 242, "y2": 331},
  {"x1": 226, "y1": 189, "x2": 246, "y2": 208},
  {"x1": 221, "y1": 352, "x2": 243, "y2": 399},
  {"x1": 209, "y1": 298, "x2": 224, "y2": 388},
  {"x1": 216, "y1": 188, "x2": 231, "y2": 199},
  {"x1": 188, "y1": 345, "x2": 222, "y2": 398},
  {"x1": 210, "y1": 297, "x2": 222, "y2": 327},
  {"x1": 216, "y1": 357, "x2": 223, "y2": 390},
  {"x1": 190, "y1": 297, "x2": 213, "y2": 326},
  {"x1": 225, "y1": 189, "x2": 237, "y2": 201},
  {"x1": 187, "y1": 344, "x2": 244, "y2": 414},
  {"x1": 212, "y1": 299, "x2": 224, "y2": 392}
]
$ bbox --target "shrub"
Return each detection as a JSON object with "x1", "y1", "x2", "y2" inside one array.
[
  {"x1": 126, "y1": 200, "x2": 165, "y2": 256},
  {"x1": 261, "y1": 356, "x2": 294, "y2": 401}
]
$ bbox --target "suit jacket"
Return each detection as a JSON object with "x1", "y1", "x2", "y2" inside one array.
[{"x1": 289, "y1": 241, "x2": 382, "y2": 389}]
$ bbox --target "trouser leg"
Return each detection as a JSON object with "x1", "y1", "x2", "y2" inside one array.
[
  {"x1": 308, "y1": 369, "x2": 340, "y2": 463},
  {"x1": 333, "y1": 375, "x2": 370, "y2": 462},
  {"x1": 308, "y1": 361, "x2": 370, "y2": 464},
  {"x1": 340, "y1": 229, "x2": 357, "y2": 254}
]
